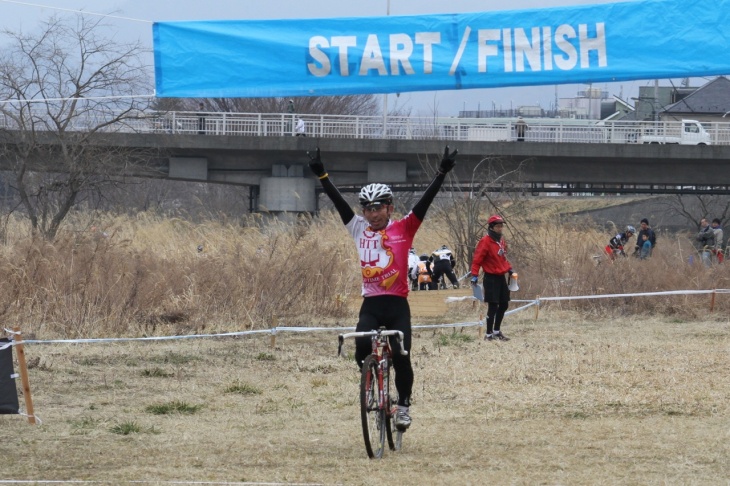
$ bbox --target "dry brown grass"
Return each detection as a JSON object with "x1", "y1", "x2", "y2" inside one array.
[
  {"x1": 1, "y1": 207, "x2": 728, "y2": 340},
  {"x1": 2, "y1": 312, "x2": 728, "y2": 484},
  {"x1": 0, "y1": 212, "x2": 361, "y2": 337}
]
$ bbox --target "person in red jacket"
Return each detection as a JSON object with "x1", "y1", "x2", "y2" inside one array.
[{"x1": 469, "y1": 215, "x2": 517, "y2": 341}]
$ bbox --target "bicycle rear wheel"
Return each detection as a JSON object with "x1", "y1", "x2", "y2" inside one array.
[
  {"x1": 392, "y1": 425, "x2": 403, "y2": 451},
  {"x1": 361, "y1": 355, "x2": 386, "y2": 459}
]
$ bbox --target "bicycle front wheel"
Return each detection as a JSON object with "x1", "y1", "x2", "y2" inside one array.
[
  {"x1": 361, "y1": 355, "x2": 386, "y2": 459},
  {"x1": 384, "y1": 358, "x2": 396, "y2": 451}
]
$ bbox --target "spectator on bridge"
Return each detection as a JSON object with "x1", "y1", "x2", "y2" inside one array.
[
  {"x1": 711, "y1": 218, "x2": 724, "y2": 264},
  {"x1": 295, "y1": 118, "x2": 306, "y2": 137},
  {"x1": 633, "y1": 218, "x2": 656, "y2": 257},
  {"x1": 514, "y1": 117, "x2": 528, "y2": 142},
  {"x1": 695, "y1": 218, "x2": 715, "y2": 267},
  {"x1": 197, "y1": 102, "x2": 207, "y2": 135},
  {"x1": 605, "y1": 225, "x2": 635, "y2": 260},
  {"x1": 307, "y1": 145, "x2": 458, "y2": 432},
  {"x1": 429, "y1": 245, "x2": 460, "y2": 289}
]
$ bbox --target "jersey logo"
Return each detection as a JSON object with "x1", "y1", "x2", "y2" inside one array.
[
  {"x1": 360, "y1": 254, "x2": 381, "y2": 267},
  {"x1": 359, "y1": 230, "x2": 395, "y2": 283}
]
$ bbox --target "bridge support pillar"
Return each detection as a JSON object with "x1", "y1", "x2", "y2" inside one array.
[{"x1": 259, "y1": 165, "x2": 316, "y2": 213}]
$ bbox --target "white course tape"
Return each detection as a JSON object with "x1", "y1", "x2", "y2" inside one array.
[
  {"x1": 414, "y1": 321, "x2": 480, "y2": 330},
  {"x1": 18, "y1": 411, "x2": 42, "y2": 424},
  {"x1": 4, "y1": 289, "x2": 726, "y2": 347},
  {"x1": 445, "y1": 296, "x2": 477, "y2": 303},
  {"x1": 274, "y1": 326, "x2": 355, "y2": 333},
  {"x1": 445, "y1": 296, "x2": 535, "y2": 304},
  {"x1": 539, "y1": 289, "x2": 718, "y2": 301},
  {"x1": 16, "y1": 329, "x2": 271, "y2": 346},
  {"x1": 505, "y1": 301, "x2": 538, "y2": 315}
]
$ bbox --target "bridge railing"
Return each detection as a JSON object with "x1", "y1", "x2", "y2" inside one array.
[
  {"x1": 130, "y1": 112, "x2": 730, "y2": 145},
  {"x1": 5, "y1": 110, "x2": 730, "y2": 145}
]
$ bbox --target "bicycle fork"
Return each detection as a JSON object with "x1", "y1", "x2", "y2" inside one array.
[
  {"x1": 377, "y1": 356, "x2": 386, "y2": 413},
  {"x1": 365, "y1": 354, "x2": 387, "y2": 413}
]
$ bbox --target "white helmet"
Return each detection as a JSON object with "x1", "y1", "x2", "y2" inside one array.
[
  {"x1": 626, "y1": 225, "x2": 636, "y2": 234},
  {"x1": 359, "y1": 183, "x2": 393, "y2": 206}
]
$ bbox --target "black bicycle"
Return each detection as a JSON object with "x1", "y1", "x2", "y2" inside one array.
[{"x1": 338, "y1": 327, "x2": 408, "y2": 459}]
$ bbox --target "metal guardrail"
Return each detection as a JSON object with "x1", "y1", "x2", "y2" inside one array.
[
  {"x1": 129, "y1": 112, "x2": 730, "y2": 145},
  {"x1": 4, "y1": 111, "x2": 730, "y2": 145}
]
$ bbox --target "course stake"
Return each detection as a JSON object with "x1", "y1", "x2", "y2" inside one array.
[{"x1": 13, "y1": 327, "x2": 36, "y2": 425}]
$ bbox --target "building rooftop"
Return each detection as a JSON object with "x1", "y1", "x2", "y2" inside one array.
[{"x1": 662, "y1": 76, "x2": 730, "y2": 115}]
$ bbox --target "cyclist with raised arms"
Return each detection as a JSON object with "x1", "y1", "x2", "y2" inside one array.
[{"x1": 307, "y1": 146, "x2": 458, "y2": 431}]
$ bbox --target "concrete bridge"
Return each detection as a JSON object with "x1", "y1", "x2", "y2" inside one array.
[
  {"x1": 4, "y1": 127, "x2": 730, "y2": 213},
  {"x1": 109, "y1": 131, "x2": 730, "y2": 210}
]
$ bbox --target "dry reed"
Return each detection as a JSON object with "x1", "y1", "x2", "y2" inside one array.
[{"x1": 0, "y1": 205, "x2": 728, "y2": 339}]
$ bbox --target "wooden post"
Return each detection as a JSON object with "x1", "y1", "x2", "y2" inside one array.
[
  {"x1": 534, "y1": 296, "x2": 540, "y2": 321},
  {"x1": 710, "y1": 289, "x2": 716, "y2": 312},
  {"x1": 269, "y1": 315, "x2": 277, "y2": 348},
  {"x1": 478, "y1": 313, "x2": 484, "y2": 339},
  {"x1": 12, "y1": 327, "x2": 36, "y2": 425}
]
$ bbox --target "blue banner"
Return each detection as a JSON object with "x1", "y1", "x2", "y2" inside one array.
[{"x1": 153, "y1": 0, "x2": 730, "y2": 98}]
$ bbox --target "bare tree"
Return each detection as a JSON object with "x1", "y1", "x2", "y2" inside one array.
[
  {"x1": 659, "y1": 195, "x2": 730, "y2": 230},
  {"x1": 0, "y1": 15, "x2": 157, "y2": 240},
  {"x1": 421, "y1": 154, "x2": 531, "y2": 274},
  {"x1": 168, "y1": 95, "x2": 383, "y2": 117}
]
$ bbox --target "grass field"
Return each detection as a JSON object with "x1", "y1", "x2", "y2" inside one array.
[
  {"x1": 1, "y1": 201, "x2": 729, "y2": 484},
  {"x1": 3, "y1": 310, "x2": 728, "y2": 485}
]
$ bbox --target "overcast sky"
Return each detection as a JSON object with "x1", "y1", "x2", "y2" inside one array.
[{"x1": 0, "y1": 0, "x2": 715, "y2": 116}]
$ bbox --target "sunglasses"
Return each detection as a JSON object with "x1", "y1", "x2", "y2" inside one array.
[{"x1": 363, "y1": 204, "x2": 387, "y2": 212}]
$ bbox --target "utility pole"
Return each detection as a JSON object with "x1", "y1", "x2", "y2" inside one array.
[
  {"x1": 588, "y1": 83, "x2": 592, "y2": 119},
  {"x1": 382, "y1": 0, "x2": 390, "y2": 138}
]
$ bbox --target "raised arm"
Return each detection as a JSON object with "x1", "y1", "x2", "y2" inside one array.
[
  {"x1": 307, "y1": 148, "x2": 355, "y2": 225},
  {"x1": 412, "y1": 146, "x2": 458, "y2": 221}
]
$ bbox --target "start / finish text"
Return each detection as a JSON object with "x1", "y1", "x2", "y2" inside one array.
[
  {"x1": 154, "y1": 0, "x2": 730, "y2": 98},
  {"x1": 307, "y1": 22, "x2": 607, "y2": 77}
]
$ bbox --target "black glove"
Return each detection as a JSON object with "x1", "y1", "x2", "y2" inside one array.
[
  {"x1": 439, "y1": 146, "x2": 458, "y2": 174},
  {"x1": 307, "y1": 147, "x2": 326, "y2": 177}
]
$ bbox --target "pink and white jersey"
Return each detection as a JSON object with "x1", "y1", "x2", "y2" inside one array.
[{"x1": 346, "y1": 212, "x2": 421, "y2": 298}]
